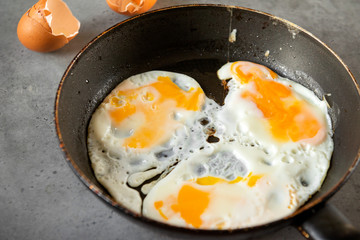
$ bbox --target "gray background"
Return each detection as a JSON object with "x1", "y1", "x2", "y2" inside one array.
[{"x1": 1, "y1": 0, "x2": 359, "y2": 239}]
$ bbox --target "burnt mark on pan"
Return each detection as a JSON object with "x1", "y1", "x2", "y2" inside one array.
[
  {"x1": 207, "y1": 135, "x2": 220, "y2": 143},
  {"x1": 262, "y1": 21, "x2": 270, "y2": 29},
  {"x1": 204, "y1": 123, "x2": 220, "y2": 143}
]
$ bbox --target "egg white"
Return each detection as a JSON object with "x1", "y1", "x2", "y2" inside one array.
[
  {"x1": 88, "y1": 71, "x2": 216, "y2": 213},
  {"x1": 88, "y1": 63, "x2": 334, "y2": 229}
]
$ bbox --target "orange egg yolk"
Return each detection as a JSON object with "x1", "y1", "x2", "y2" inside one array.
[
  {"x1": 109, "y1": 76, "x2": 204, "y2": 149},
  {"x1": 154, "y1": 172, "x2": 263, "y2": 228},
  {"x1": 231, "y1": 61, "x2": 325, "y2": 144},
  {"x1": 155, "y1": 184, "x2": 210, "y2": 228},
  {"x1": 195, "y1": 172, "x2": 263, "y2": 187},
  {"x1": 170, "y1": 185, "x2": 210, "y2": 228}
]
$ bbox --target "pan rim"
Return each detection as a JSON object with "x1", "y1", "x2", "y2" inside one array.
[{"x1": 54, "y1": 3, "x2": 360, "y2": 234}]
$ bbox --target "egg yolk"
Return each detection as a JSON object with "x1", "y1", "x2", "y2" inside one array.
[
  {"x1": 171, "y1": 184, "x2": 210, "y2": 228},
  {"x1": 154, "y1": 184, "x2": 210, "y2": 228},
  {"x1": 231, "y1": 61, "x2": 325, "y2": 144},
  {"x1": 195, "y1": 172, "x2": 263, "y2": 187},
  {"x1": 108, "y1": 76, "x2": 205, "y2": 149},
  {"x1": 153, "y1": 172, "x2": 263, "y2": 228}
]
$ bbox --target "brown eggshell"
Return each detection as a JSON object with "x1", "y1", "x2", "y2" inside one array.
[
  {"x1": 17, "y1": 0, "x2": 80, "y2": 52},
  {"x1": 106, "y1": 0, "x2": 157, "y2": 16},
  {"x1": 17, "y1": 10, "x2": 69, "y2": 52}
]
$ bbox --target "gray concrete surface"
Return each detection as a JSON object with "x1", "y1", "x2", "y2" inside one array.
[{"x1": 1, "y1": 0, "x2": 359, "y2": 239}]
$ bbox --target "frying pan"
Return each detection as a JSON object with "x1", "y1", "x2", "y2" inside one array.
[{"x1": 55, "y1": 4, "x2": 360, "y2": 240}]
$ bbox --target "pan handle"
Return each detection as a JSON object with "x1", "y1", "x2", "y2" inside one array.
[{"x1": 296, "y1": 203, "x2": 360, "y2": 240}]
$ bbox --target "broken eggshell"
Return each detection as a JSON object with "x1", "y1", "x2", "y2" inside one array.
[
  {"x1": 17, "y1": 0, "x2": 80, "y2": 52},
  {"x1": 106, "y1": 0, "x2": 157, "y2": 16}
]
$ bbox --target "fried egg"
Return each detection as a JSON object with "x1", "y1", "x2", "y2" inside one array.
[
  {"x1": 88, "y1": 62, "x2": 333, "y2": 229},
  {"x1": 87, "y1": 71, "x2": 216, "y2": 213}
]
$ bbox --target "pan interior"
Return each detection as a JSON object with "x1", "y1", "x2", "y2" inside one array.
[{"x1": 56, "y1": 5, "x2": 360, "y2": 230}]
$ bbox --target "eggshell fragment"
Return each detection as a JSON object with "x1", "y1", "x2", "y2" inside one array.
[
  {"x1": 17, "y1": 0, "x2": 80, "y2": 52},
  {"x1": 106, "y1": 0, "x2": 157, "y2": 16}
]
